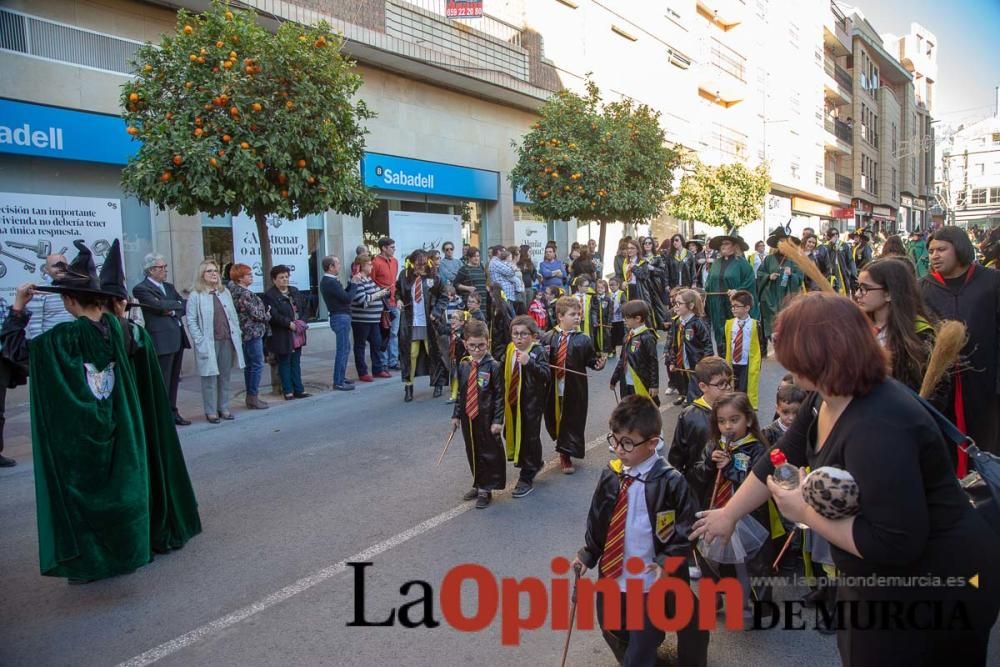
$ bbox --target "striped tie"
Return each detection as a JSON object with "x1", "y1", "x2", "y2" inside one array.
[
  {"x1": 414, "y1": 279, "x2": 422, "y2": 304},
  {"x1": 465, "y1": 360, "x2": 479, "y2": 420},
  {"x1": 675, "y1": 327, "x2": 684, "y2": 368},
  {"x1": 508, "y1": 357, "x2": 520, "y2": 413},
  {"x1": 733, "y1": 321, "x2": 744, "y2": 363},
  {"x1": 712, "y1": 476, "x2": 734, "y2": 509},
  {"x1": 599, "y1": 475, "x2": 636, "y2": 579},
  {"x1": 555, "y1": 334, "x2": 568, "y2": 380}
]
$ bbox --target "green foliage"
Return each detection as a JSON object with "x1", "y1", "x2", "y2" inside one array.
[
  {"x1": 669, "y1": 158, "x2": 770, "y2": 229},
  {"x1": 508, "y1": 79, "x2": 679, "y2": 253},
  {"x1": 120, "y1": 1, "x2": 375, "y2": 221}
]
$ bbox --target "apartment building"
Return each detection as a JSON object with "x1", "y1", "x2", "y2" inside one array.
[{"x1": 935, "y1": 89, "x2": 1000, "y2": 229}]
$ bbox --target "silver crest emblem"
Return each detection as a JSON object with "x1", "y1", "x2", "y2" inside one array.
[{"x1": 84, "y1": 362, "x2": 115, "y2": 400}]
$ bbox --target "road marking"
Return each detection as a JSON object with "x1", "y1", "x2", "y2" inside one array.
[{"x1": 116, "y1": 423, "x2": 632, "y2": 666}]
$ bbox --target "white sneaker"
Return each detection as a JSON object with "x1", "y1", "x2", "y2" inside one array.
[
  {"x1": 665, "y1": 387, "x2": 678, "y2": 395},
  {"x1": 688, "y1": 565, "x2": 702, "y2": 580}
]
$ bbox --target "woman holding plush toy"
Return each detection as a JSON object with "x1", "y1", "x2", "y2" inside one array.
[{"x1": 692, "y1": 292, "x2": 999, "y2": 667}]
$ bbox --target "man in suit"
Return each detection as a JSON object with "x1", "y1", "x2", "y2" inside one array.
[{"x1": 133, "y1": 253, "x2": 192, "y2": 425}]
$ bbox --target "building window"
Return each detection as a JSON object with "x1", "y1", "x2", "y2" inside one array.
[
  {"x1": 956, "y1": 190, "x2": 967, "y2": 207},
  {"x1": 892, "y1": 167, "x2": 897, "y2": 199},
  {"x1": 971, "y1": 188, "x2": 988, "y2": 205},
  {"x1": 974, "y1": 163, "x2": 985, "y2": 176},
  {"x1": 993, "y1": 132, "x2": 1000, "y2": 145},
  {"x1": 990, "y1": 187, "x2": 1000, "y2": 203},
  {"x1": 892, "y1": 123, "x2": 897, "y2": 155}
]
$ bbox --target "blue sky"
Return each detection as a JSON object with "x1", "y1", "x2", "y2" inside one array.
[{"x1": 848, "y1": 0, "x2": 1000, "y2": 127}]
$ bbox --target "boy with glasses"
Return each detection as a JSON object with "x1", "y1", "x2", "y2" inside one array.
[
  {"x1": 668, "y1": 356, "x2": 732, "y2": 579},
  {"x1": 451, "y1": 320, "x2": 505, "y2": 509},
  {"x1": 724, "y1": 290, "x2": 765, "y2": 409},
  {"x1": 573, "y1": 396, "x2": 709, "y2": 667}
]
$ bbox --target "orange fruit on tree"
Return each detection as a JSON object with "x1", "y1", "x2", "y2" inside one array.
[
  {"x1": 160, "y1": 171, "x2": 172, "y2": 181},
  {"x1": 277, "y1": 173, "x2": 287, "y2": 184},
  {"x1": 209, "y1": 158, "x2": 218, "y2": 167},
  {"x1": 222, "y1": 134, "x2": 231, "y2": 143},
  {"x1": 251, "y1": 102, "x2": 262, "y2": 112},
  {"x1": 184, "y1": 81, "x2": 193, "y2": 89},
  {"x1": 172, "y1": 154, "x2": 183, "y2": 166},
  {"x1": 256, "y1": 161, "x2": 265, "y2": 169},
  {"x1": 297, "y1": 159, "x2": 307, "y2": 168},
  {"x1": 126, "y1": 126, "x2": 139, "y2": 136},
  {"x1": 189, "y1": 54, "x2": 198, "y2": 62},
  {"x1": 307, "y1": 176, "x2": 315, "y2": 184},
  {"x1": 230, "y1": 106, "x2": 239, "y2": 117},
  {"x1": 216, "y1": 40, "x2": 224, "y2": 48},
  {"x1": 143, "y1": 64, "x2": 152, "y2": 73},
  {"x1": 223, "y1": 60, "x2": 233, "y2": 70},
  {"x1": 194, "y1": 127, "x2": 204, "y2": 137},
  {"x1": 240, "y1": 142, "x2": 250, "y2": 149},
  {"x1": 299, "y1": 35, "x2": 307, "y2": 43},
  {"x1": 166, "y1": 112, "x2": 173, "y2": 120},
  {"x1": 286, "y1": 100, "x2": 294, "y2": 110},
  {"x1": 183, "y1": 25, "x2": 193, "y2": 35},
  {"x1": 197, "y1": 56, "x2": 206, "y2": 64},
  {"x1": 218, "y1": 150, "x2": 225, "y2": 157},
  {"x1": 224, "y1": 11, "x2": 234, "y2": 20},
  {"x1": 219, "y1": 93, "x2": 229, "y2": 104},
  {"x1": 194, "y1": 116, "x2": 203, "y2": 126},
  {"x1": 245, "y1": 66, "x2": 254, "y2": 74},
  {"x1": 281, "y1": 190, "x2": 289, "y2": 198},
  {"x1": 229, "y1": 51, "x2": 237, "y2": 59}
]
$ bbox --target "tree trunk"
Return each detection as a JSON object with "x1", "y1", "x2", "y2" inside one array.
[
  {"x1": 597, "y1": 218, "x2": 608, "y2": 276},
  {"x1": 254, "y1": 209, "x2": 282, "y2": 396}
]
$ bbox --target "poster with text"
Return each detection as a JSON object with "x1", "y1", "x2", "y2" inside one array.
[
  {"x1": 388, "y1": 211, "x2": 462, "y2": 271},
  {"x1": 513, "y1": 220, "x2": 547, "y2": 266},
  {"x1": 446, "y1": 0, "x2": 483, "y2": 19},
  {"x1": 0, "y1": 191, "x2": 123, "y2": 305},
  {"x1": 232, "y1": 212, "x2": 309, "y2": 293}
]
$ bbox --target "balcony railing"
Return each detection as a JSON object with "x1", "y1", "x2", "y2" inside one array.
[
  {"x1": 826, "y1": 172, "x2": 853, "y2": 195},
  {"x1": 824, "y1": 58, "x2": 852, "y2": 93},
  {"x1": 394, "y1": 0, "x2": 523, "y2": 46},
  {"x1": 824, "y1": 117, "x2": 853, "y2": 143},
  {"x1": 830, "y1": 1, "x2": 847, "y2": 32},
  {"x1": 710, "y1": 37, "x2": 746, "y2": 82}
]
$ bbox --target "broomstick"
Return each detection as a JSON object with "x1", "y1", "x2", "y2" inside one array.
[
  {"x1": 772, "y1": 528, "x2": 798, "y2": 572},
  {"x1": 777, "y1": 239, "x2": 836, "y2": 295},
  {"x1": 919, "y1": 320, "x2": 966, "y2": 399},
  {"x1": 436, "y1": 423, "x2": 459, "y2": 466},
  {"x1": 559, "y1": 563, "x2": 583, "y2": 667}
]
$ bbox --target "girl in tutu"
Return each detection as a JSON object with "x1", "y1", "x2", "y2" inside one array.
[{"x1": 694, "y1": 392, "x2": 773, "y2": 618}]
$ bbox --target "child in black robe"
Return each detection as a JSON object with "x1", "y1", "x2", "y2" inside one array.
[
  {"x1": 609, "y1": 300, "x2": 659, "y2": 406},
  {"x1": 501, "y1": 315, "x2": 551, "y2": 498}
]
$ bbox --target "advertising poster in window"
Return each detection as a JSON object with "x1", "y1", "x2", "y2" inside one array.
[
  {"x1": 513, "y1": 220, "x2": 547, "y2": 266},
  {"x1": 0, "y1": 191, "x2": 123, "y2": 305},
  {"x1": 232, "y1": 212, "x2": 309, "y2": 293},
  {"x1": 446, "y1": 0, "x2": 483, "y2": 19},
  {"x1": 389, "y1": 211, "x2": 462, "y2": 268}
]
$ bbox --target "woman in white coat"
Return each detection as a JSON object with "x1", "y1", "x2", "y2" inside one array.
[{"x1": 186, "y1": 259, "x2": 245, "y2": 423}]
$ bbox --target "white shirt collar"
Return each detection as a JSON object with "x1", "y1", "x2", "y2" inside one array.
[{"x1": 623, "y1": 451, "x2": 659, "y2": 478}]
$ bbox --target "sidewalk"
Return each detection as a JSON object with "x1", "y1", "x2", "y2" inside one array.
[{"x1": 0, "y1": 325, "x2": 392, "y2": 466}]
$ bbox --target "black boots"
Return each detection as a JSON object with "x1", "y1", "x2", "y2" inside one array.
[
  {"x1": 404, "y1": 385, "x2": 414, "y2": 402},
  {"x1": 433, "y1": 385, "x2": 443, "y2": 398}
]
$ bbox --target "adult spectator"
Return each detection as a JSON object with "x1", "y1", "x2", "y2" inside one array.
[
  {"x1": 517, "y1": 244, "x2": 538, "y2": 303},
  {"x1": 488, "y1": 246, "x2": 519, "y2": 301},
  {"x1": 228, "y1": 263, "x2": 271, "y2": 409},
  {"x1": 613, "y1": 239, "x2": 628, "y2": 282},
  {"x1": 693, "y1": 293, "x2": 1000, "y2": 664},
  {"x1": 0, "y1": 353, "x2": 16, "y2": 466},
  {"x1": 587, "y1": 238, "x2": 603, "y2": 277},
  {"x1": 437, "y1": 241, "x2": 462, "y2": 285},
  {"x1": 816, "y1": 227, "x2": 857, "y2": 295},
  {"x1": 133, "y1": 253, "x2": 192, "y2": 426},
  {"x1": 571, "y1": 249, "x2": 597, "y2": 284},
  {"x1": 371, "y1": 237, "x2": 400, "y2": 371},
  {"x1": 539, "y1": 245, "x2": 565, "y2": 290},
  {"x1": 263, "y1": 265, "x2": 311, "y2": 400},
  {"x1": 507, "y1": 246, "x2": 527, "y2": 312},
  {"x1": 565, "y1": 247, "x2": 581, "y2": 282},
  {"x1": 351, "y1": 245, "x2": 368, "y2": 277},
  {"x1": 320, "y1": 255, "x2": 356, "y2": 392},
  {"x1": 350, "y1": 256, "x2": 390, "y2": 382},
  {"x1": 454, "y1": 246, "x2": 489, "y2": 307},
  {"x1": 25, "y1": 253, "x2": 74, "y2": 338},
  {"x1": 186, "y1": 260, "x2": 244, "y2": 423},
  {"x1": 750, "y1": 240, "x2": 767, "y2": 272},
  {"x1": 920, "y1": 226, "x2": 1000, "y2": 457},
  {"x1": 907, "y1": 230, "x2": 930, "y2": 278}
]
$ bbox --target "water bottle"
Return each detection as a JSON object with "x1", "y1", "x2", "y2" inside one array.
[
  {"x1": 770, "y1": 449, "x2": 799, "y2": 489},
  {"x1": 780, "y1": 271, "x2": 789, "y2": 287}
]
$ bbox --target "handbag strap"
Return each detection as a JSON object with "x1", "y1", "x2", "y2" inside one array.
[{"x1": 905, "y1": 384, "x2": 977, "y2": 454}]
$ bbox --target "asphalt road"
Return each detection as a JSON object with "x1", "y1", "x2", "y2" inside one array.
[{"x1": 1, "y1": 358, "x2": 995, "y2": 666}]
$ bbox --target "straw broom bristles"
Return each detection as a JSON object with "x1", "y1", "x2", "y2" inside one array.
[
  {"x1": 920, "y1": 320, "x2": 966, "y2": 399},
  {"x1": 777, "y1": 239, "x2": 836, "y2": 295}
]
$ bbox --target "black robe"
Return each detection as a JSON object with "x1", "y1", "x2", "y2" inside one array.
[
  {"x1": 452, "y1": 354, "x2": 506, "y2": 490},
  {"x1": 669, "y1": 400, "x2": 713, "y2": 506},
  {"x1": 541, "y1": 329, "x2": 601, "y2": 458},
  {"x1": 816, "y1": 240, "x2": 857, "y2": 294},
  {"x1": 663, "y1": 250, "x2": 696, "y2": 289},
  {"x1": 397, "y1": 272, "x2": 448, "y2": 387},
  {"x1": 591, "y1": 294, "x2": 612, "y2": 354},
  {"x1": 499, "y1": 342, "x2": 550, "y2": 473},
  {"x1": 609, "y1": 327, "x2": 659, "y2": 404},
  {"x1": 853, "y1": 243, "x2": 874, "y2": 272},
  {"x1": 920, "y1": 265, "x2": 1000, "y2": 455},
  {"x1": 664, "y1": 315, "x2": 713, "y2": 372},
  {"x1": 623, "y1": 257, "x2": 670, "y2": 330},
  {"x1": 489, "y1": 297, "x2": 515, "y2": 361}
]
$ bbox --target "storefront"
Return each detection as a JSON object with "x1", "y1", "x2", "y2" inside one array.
[
  {"x1": 0, "y1": 98, "x2": 152, "y2": 302},
  {"x1": 791, "y1": 196, "x2": 838, "y2": 234}
]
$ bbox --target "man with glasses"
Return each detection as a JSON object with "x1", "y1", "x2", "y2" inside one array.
[
  {"x1": 437, "y1": 242, "x2": 462, "y2": 286},
  {"x1": 133, "y1": 253, "x2": 192, "y2": 425}
]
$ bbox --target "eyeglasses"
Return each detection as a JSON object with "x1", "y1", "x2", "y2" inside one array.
[
  {"x1": 443, "y1": 247, "x2": 454, "y2": 252},
  {"x1": 855, "y1": 284, "x2": 885, "y2": 296},
  {"x1": 151, "y1": 265, "x2": 168, "y2": 270},
  {"x1": 705, "y1": 378, "x2": 733, "y2": 389},
  {"x1": 511, "y1": 331, "x2": 532, "y2": 338},
  {"x1": 466, "y1": 342, "x2": 488, "y2": 351},
  {"x1": 606, "y1": 433, "x2": 658, "y2": 452}
]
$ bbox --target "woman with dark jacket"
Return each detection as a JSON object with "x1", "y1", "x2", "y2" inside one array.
[
  {"x1": 229, "y1": 264, "x2": 271, "y2": 409},
  {"x1": 570, "y1": 249, "x2": 597, "y2": 284},
  {"x1": 662, "y1": 234, "x2": 696, "y2": 289},
  {"x1": 693, "y1": 293, "x2": 1000, "y2": 666},
  {"x1": 262, "y1": 265, "x2": 310, "y2": 400},
  {"x1": 397, "y1": 249, "x2": 448, "y2": 403}
]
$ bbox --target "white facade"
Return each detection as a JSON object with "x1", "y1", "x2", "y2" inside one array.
[{"x1": 935, "y1": 103, "x2": 1000, "y2": 228}]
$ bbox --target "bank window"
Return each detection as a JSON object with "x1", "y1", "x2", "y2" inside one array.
[
  {"x1": 971, "y1": 188, "x2": 987, "y2": 205},
  {"x1": 362, "y1": 196, "x2": 485, "y2": 257}
]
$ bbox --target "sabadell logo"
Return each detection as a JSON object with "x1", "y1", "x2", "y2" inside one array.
[
  {"x1": 0, "y1": 123, "x2": 65, "y2": 151},
  {"x1": 376, "y1": 165, "x2": 435, "y2": 189}
]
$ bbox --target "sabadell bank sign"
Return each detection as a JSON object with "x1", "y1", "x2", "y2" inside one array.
[
  {"x1": 362, "y1": 152, "x2": 499, "y2": 201},
  {"x1": 0, "y1": 98, "x2": 138, "y2": 165}
]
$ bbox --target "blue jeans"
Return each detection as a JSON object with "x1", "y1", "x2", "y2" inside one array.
[
  {"x1": 353, "y1": 321, "x2": 384, "y2": 376},
  {"x1": 329, "y1": 313, "x2": 352, "y2": 386},
  {"x1": 381, "y1": 306, "x2": 400, "y2": 368},
  {"x1": 242, "y1": 337, "x2": 264, "y2": 397},
  {"x1": 277, "y1": 349, "x2": 304, "y2": 395}
]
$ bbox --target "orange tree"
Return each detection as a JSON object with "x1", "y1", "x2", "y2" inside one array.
[
  {"x1": 121, "y1": 1, "x2": 375, "y2": 286},
  {"x1": 508, "y1": 80, "x2": 679, "y2": 258}
]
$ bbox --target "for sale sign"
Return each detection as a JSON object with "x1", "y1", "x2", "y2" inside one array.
[{"x1": 446, "y1": 0, "x2": 483, "y2": 19}]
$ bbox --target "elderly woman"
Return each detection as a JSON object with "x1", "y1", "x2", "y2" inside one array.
[
  {"x1": 693, "y1": 293, "x2": 999, "y2": 666},
  {"x1": 186, "y1": 259, "x2": 245, "y2": 423},
  {"x1": 263, "y1": 265, "x2": 310, "y2": 400},
  {"x1": 228, "y1": 263, "x2": 270, "y2": 410},
  {"x1": 704, "y1": 231, "x2": 758, "y2": 344}
]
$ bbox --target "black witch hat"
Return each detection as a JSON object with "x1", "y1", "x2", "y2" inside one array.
[
  {"x1": 767, "y1": 222, "x2": 801, "y2": 248},
  {"x1": 709, "y1": 219, "x2": 750, "y2": 252},
  {"x1": 34, "y1": 240, "x2": 105, "y2": 296},
  {"x1": 686, "y1": 235, "x2": 706, "y2": 251}
]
